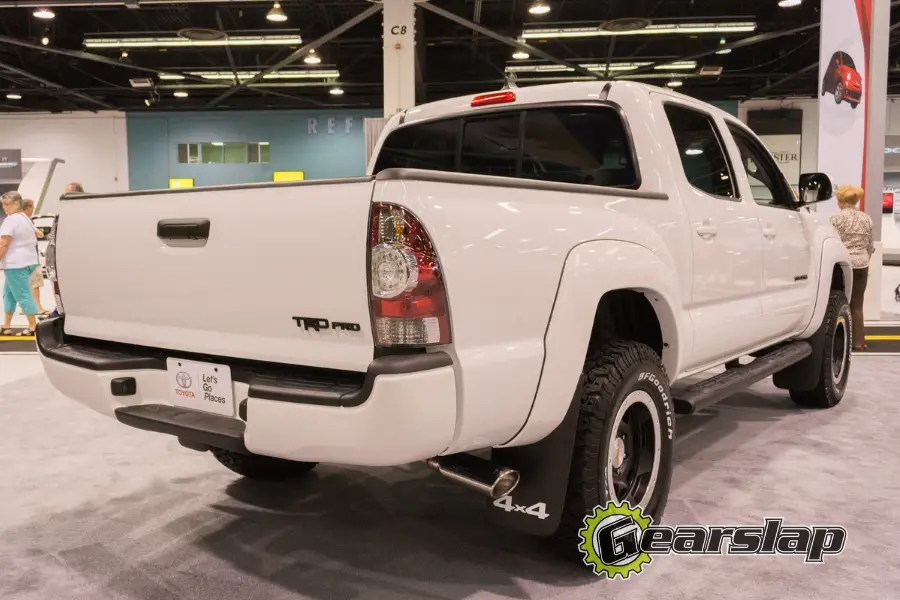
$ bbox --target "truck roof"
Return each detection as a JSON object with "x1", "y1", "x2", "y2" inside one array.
[{"x1": 400, "y1": 80, "x2": 738, "y2": 126}]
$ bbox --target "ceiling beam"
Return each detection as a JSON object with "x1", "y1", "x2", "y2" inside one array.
[
  {"x1": 203, "y1": 2, "x2": 384, "y2": 109},
  {"x1": 418, "y1": 0, "x2": 603, "y2": 81},
  {"x1": 0, "y1": 33, "x2": 315, "y2": 107},
  {"x1": 0, "y1": 59, "x2": 115, "y2": 110},
  {"x1": 614, "y1": 22, "x2": 821, "y2": 78},
  {"x1": 215, "y1": 8, "x2": 241, "y2": 84},
  {"x1": 748, "y1": 62, "x2": 821, "y2": 98}
]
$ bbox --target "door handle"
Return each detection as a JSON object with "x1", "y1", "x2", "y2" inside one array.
[
  {"x1": 157, "y1": 219, "x2": 211, "y2": 240},
  {"x1": 696, "y1": 221, "x2": 718, "y2": 239},
  {"x1": 762, "y1": 226, "x2": 777, "y2": 239}
]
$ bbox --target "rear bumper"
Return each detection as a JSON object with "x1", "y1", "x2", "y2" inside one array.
[{"x1": 37, "y1": 317, "x2": 458, "y2": 466}]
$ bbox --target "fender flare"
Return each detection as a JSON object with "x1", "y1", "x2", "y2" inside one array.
[
  {"x1": 498, "y1": 240, "x2": 686, "y2": 449},
  {"x1": 797, "y1": 237, "x2": 852, "y2": 340}
]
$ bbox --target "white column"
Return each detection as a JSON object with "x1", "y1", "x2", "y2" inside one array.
[
  {"x1": 382, "y1": 0, "x2": 417, "y2": 118},
  {"x1": 863, "y1": 0, "x2": 890, "y2": 320}
]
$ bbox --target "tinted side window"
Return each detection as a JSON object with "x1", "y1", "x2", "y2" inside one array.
[
  {"x1": 664, "y1": 104, "x2": 736, "y2": 199},
  {"x1": 521, "y1": 107, "x2": 637, "y2": 188},
  {"x1": 373, "y1": 118, "x2": 460, "y2": 172},
  {"x1": 460, "y1": 113, "x2": 520, "y2": 178},
  {"x1": 727, "y1": 125, "x2": 796, "y2": 209}
]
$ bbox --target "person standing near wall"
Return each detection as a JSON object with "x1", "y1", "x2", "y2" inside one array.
[
  {"x1": 830, "y1": 185, "x2": 875, "y2": 351},
  {"x1": 0, "y1": 191, "x2": 40, "y2": 336}
]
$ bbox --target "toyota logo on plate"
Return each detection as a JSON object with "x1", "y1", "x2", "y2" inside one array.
[{"x1": 176, "y1": 371, "x2": 192, "y2": 388}]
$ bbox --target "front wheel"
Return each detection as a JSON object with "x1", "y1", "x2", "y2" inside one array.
[
  {"x1": 834, "y1": 82, "x2": 844, "y2": 104},
  {"x1": 790, "y1": 290, "x2": 851, "y2": 409},
  {"x1": 211, "y1": 447, "x2": 318, "y2": 481},
  {"x1": 552, "y1": 341, "x2": 675, "y2": 552}
]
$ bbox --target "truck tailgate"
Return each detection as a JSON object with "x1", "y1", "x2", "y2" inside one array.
[{"x1": 55, "y1": 179, "x2": 376, "y2": 372}]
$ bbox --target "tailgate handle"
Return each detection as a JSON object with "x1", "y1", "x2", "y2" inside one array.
[{"x1": 157, "y1": 219, "x2": 211, "y2": 240}]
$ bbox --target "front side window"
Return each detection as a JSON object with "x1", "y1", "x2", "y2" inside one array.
[
  {"x1": 521, "y1": 106, "x2": 638, "y2": 188},
  {"x1": 664, "y1": 104, "x2": 736, "y2": 199},
  {"x1": 727, "y1": 125, "x2": 796, "y2": 209}
]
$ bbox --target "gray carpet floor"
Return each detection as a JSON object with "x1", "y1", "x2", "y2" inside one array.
[{"x1": 1, "y1": 355, "x2": 898, "y2": 600}]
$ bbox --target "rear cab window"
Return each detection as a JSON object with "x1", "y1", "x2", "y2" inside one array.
[
  {"x1": 373, "y1": 104, "x2": 639, "y2": 190},
  {"x1": 663, "y1": 103, "x2": 737, "y2": 200}
]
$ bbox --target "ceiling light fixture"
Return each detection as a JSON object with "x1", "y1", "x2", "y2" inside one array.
[
  {"x1": 512, "y1": 50, "x2": 530, "y2": 60},
  {"x1": 521, "y1": 21, "x2": 757, "y2": 39},
  {"x1": 84, "y1": 34, "x2": 303, "y2": 49},
  {"x1": 528, "y1": 1, "x2": 551, "y2": 15},
  {"x1": 666, "y1": 79, "x2": 684, "y2": 88},
  {"x1": 505, "y1": 60, "x2": 696, "y2": 73},
  {"x1": 41, "y1": 36, "x2": 49, "y2": 46},
  {"x1": 716, "y1": 48, "x2": 732, "y2": 54},
  {"x1": 159, "y1": 69, "x2": 340, "y2": 81},
  {"x1": 33, "y1": 7, "x2": 54, "y2": 19},
  {"x1": 266, "y1": 1, "x2": 288, "y2": 22},
  {"x1": 304, "y1": 49, "x2": 321, "y2": 65},
  {"x1": 329, "y1": 86, "x2": 344, "y2": 95},
  {"x1": 6, "y1": 93, "x2": 22, "y2": 100},
  {"x1": 174, "y1": 90, "x2": 189, "y2": 98},
  {"x1": 778, "y1": 0, "x2": 803, "y2": 7},
  {"x1": 120, "y1": 50, "x2": 129, "y2": 59}
]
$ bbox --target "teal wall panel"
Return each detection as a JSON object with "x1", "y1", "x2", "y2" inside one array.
[{"x1": 126, "y1": 109, "x2": 381, "y2": 190}]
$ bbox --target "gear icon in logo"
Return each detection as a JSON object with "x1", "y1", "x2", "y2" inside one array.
[{"x1": 578, "y1": 501, "x2": 653, "y2": 579}]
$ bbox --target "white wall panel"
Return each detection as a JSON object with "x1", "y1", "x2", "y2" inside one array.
[{"x1": 0, "y1": 111, "x2": 129, "y2": 214}]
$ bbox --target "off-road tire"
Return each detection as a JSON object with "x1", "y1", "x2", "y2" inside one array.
[
  {"x1": 790, "y1": 290, "x2": 851, "y2": 409},
  {"x1": 551, "y1": 340, "x2": 675, "y2": 556},
  {"x1": 211, "y1": 447, "x2": 318, "y2": 481}
]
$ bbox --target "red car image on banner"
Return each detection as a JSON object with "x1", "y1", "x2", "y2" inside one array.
[
  {"x1": 821, "y1": 50, "x2": 863, "y2": 108},
  {"x1": 884, "y1": 192, "x2": 894, "y2": 214}
]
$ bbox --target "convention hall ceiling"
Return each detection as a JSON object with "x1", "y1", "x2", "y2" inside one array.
[{"x1": 0, "y1": 0, "x2": 892, "y2": 112}]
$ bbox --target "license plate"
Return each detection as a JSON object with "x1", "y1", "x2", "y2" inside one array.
[{"x1": 166, "y1": 358, "x2": 235, "y2": 417}]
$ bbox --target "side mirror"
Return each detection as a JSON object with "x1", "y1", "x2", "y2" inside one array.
[{"x1": 798, "y1": 173, "x2": 834, "y2": 205}]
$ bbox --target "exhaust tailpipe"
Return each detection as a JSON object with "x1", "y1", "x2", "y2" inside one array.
[{"x1": 426, "y1": 453, "x2": 520, "y2": 500}]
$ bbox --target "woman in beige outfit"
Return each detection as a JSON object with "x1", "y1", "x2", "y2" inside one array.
[{"x1": 829, "y1": 185, "x2": 874, "y2": 350}]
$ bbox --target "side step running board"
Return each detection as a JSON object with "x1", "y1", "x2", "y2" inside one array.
[{"x1": 674, "y1": 341, "x2": 813, "y2": 415}]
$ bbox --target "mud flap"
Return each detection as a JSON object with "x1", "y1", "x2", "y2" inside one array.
[
  {"x1": 773, "y1": 320, "x2": 827, "y2": 392},
  {"x1": 487, "y1": 377, "x2": 582, "y2": 536}
]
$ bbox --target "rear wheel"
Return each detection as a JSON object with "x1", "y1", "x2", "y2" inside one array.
[
  {"x1": 551, "y1": 341, "x2": 675, "y2": 553},
  {"x1": 850, "y1": 101, "x2": 859, "y2": 109},
  {"x1": 211, "y1": 447, "x2": 318, "y2": 481},
  {"x1": 790, "y1": 291, "x2": 851, "y2": 409}
]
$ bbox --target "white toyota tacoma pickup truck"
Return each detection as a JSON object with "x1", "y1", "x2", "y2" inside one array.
[{"x1": 38, "y1": 81, "x2": 852, "y2": 552}]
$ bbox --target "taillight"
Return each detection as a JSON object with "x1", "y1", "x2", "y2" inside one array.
[
  {"x1": 45, "y1": 216, "x2": 64, "y2": 315},
  {"x1": 369, "y1": 203, "x2": 450, "y2": 346}
]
